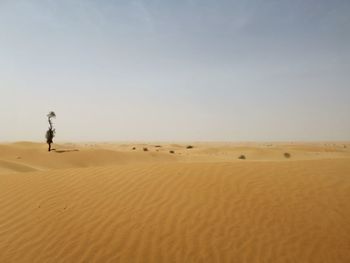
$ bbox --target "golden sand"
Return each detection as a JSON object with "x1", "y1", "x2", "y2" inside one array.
[{"x1": 0, "y1": 142, "x2": 349, "y2": 262}]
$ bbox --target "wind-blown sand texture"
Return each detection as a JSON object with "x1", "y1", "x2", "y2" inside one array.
[{"x1": 0, "y1": 142, "x2": 350, "y2": 262}]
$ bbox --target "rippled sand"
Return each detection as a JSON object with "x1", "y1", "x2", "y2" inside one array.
[{"x1": 1, "y1": 142, "x2": 349, "y2": 262}]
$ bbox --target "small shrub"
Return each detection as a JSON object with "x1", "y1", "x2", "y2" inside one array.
[
  {"x1": 238, "y1": 155, "x2": 246, "y2": 160},
  {"x1": 186, "y1": 145, "x2": 194, "y2": 149},
  {"x1": 155, "y1": 145, "x2": 162, "y2": 148},
  {"x1": 169, "y1": 150, "x2": 175, "y2": 154},
  {"x1": 132, "y1": 147, "x2": 136, "y2": 150},
  {"x1": 46, "y1": 111, "x2": 56, "y2": 152},
  {"x1": 143, "y1": 147, "x2": 148, "y2": 152},
  {"x1": 284, "y1": 152, "x2": 291, "y2": 158}
]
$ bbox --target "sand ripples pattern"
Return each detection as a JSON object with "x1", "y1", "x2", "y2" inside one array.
[{"x1": 0, "y1": 159, "x2": 350, "y2": 262}]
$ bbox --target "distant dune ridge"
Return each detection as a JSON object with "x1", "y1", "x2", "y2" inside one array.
[{"x1": 0, "y1": 142, "x2": 350, "y2": 262}]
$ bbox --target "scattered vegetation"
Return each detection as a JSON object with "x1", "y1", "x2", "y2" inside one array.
[
  {"x1": 132, "y1": 147, "x2": 136, "y2": 150},
  {"x1": 45, "y1": 111, "x2": 56, "y2": 152},
  {"x1": 186, "y1": 145, "x2": 194, "y2": 149},
  {"x1": 169, "y1": 150, "x2": 175, "y2": 154},
  {"x1": 143, "y1": 147, "x2": 148, "y2": 152},
  {"x1": 155, "y1": 145, "x2": 162, "y2": 148},
  {"x1": 284, "y1": 152, "x2": 291, "y2": 158},
  {"x1": 238, "y1": 155, "x2": 246, "y2": 160}
]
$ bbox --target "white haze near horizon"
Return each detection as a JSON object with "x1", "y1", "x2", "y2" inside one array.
[{"x1": 0, "y1": 0, "x2": 349, "y2": 142}]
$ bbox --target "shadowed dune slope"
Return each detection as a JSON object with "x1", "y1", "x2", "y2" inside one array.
[{"x1": 0, "y1": 155, "x2": 350, "y2": 262}]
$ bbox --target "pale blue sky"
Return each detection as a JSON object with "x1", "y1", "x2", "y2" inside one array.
[{"x1": 0, "y1": 0, "x2": 349, "y2": 141}]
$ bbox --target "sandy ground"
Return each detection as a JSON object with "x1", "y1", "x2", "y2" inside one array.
[{"x1": 0, "y1": 142, "x2": 350, "y2": 262}]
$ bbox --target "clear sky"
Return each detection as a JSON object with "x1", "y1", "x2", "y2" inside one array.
[{"x1": 0, "y1": 0, "x2": 349, "y2": 141}]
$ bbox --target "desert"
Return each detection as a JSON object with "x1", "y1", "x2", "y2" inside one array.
[
  {"x1": 0, "y1": 142, "x2": 349, "y2": 262},
  {"x1": 1, "y1": 1, "x2": 349, "y2": 262}
]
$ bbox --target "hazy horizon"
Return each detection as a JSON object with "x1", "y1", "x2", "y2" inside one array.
[{"x1": 1, "y1": 0, "x2": 349, "y2": 141}]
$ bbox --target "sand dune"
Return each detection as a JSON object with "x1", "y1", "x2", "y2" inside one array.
[{"x1": 0, "y1": 142, "x2": 350, "y2": 262}]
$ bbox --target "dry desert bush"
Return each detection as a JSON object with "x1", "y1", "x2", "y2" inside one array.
[{"x1": 284, "y1": 152, "x2": 291, "y2": 158}]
